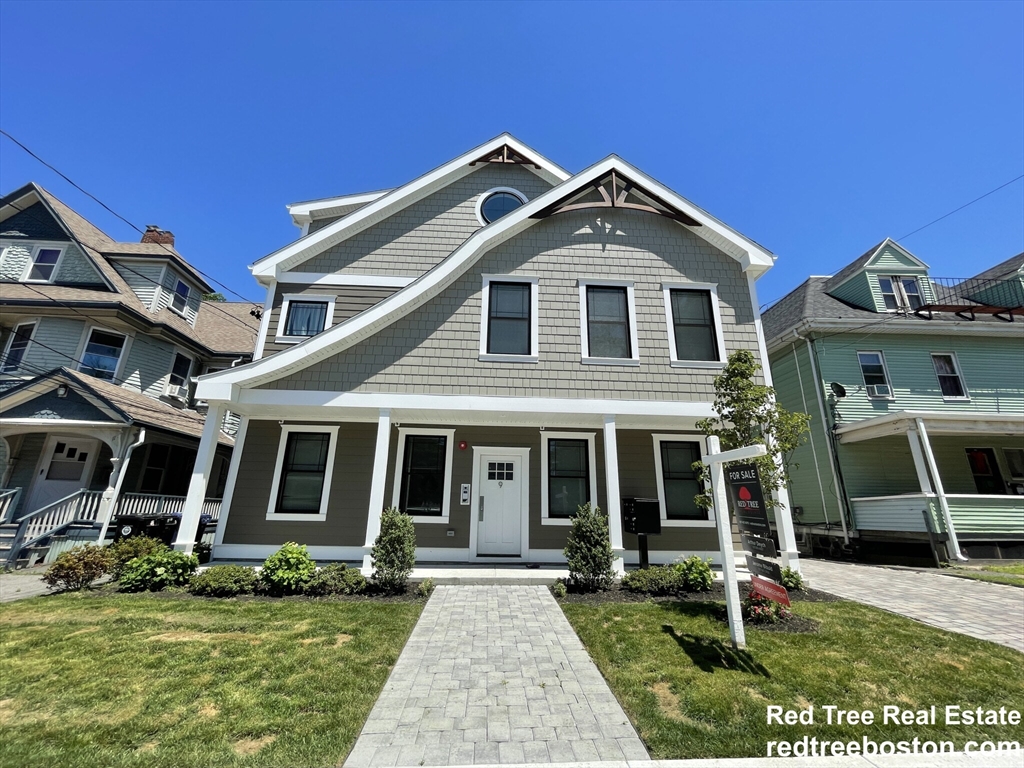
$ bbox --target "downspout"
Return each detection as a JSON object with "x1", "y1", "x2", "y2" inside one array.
[
  {"x1": 797, "y1": 331, "x2": 851, "y2": 545},
  {"x1": 97, "y1": 427, "x2": 146, "y2": 544},
  {"x1": 915, "y1": 418, "x2": 967, "y2": 562}
]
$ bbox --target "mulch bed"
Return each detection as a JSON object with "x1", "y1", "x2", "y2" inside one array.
[{"x1": 88, "y1": 582, "x2": 428, "y2": 603}]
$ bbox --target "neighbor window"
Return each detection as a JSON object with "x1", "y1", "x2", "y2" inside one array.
[
  {"x1": 1003, "y1": 448, "x2": 1024, "y2": 480},
  {"x1": 487, "y1": 282, "x2": 531, "y2": 355},
  {"x1": 931, "y1": 353, "x2": 967, "y2": 399},
  {"x1": 24, "y1": 247, "x2": 62, "y2": 282},
  {"x1": 547, "y1": 439, "x2": 590, "y2": 518},
  {"x1": 275, "y1": 432, "x2": 331, "y2": 514},
  {"x1": 284, "y1": 301, "x2": 329, "y2": 337},
  {"x1": 656, "y1": 440, "x2": 707, "y2": 521},
  {"x1": 399, "y1": 435, "x2": 448, "y2": 517},
  {"x1": 878, "y1": 276, "x2": 924, "y2": 311},
  {"x1": 170, "y1": 279, "x2": 191, "y2": 314},
  {"x1": 667, "y1": 288, "x2": 721, "y2": 362},
  {"x1": 168, "y1": 352, "x2": 192, "y2": 388},
  {"x1": 79, "y1": 329, "x2": 126, "y2": 381},
  {"x1": 585, "y1": 285, "x2": 632, "y2": 359},
  {"x1": 1, "y1": 322, "x2": 35, "y2": 373},
  {"x1": 857, "y1": 351, "x2": 892, "y2": 398}
]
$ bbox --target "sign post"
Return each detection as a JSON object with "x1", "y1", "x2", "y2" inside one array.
[{"x1": 703, "y1": 436, "x2": 767, "y2": 650}]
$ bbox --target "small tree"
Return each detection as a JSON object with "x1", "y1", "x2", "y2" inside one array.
[
  {"x1": 372, "y1": 507, "x2": 416, "y2": 593},
  {"x1": 563, "y1": 503, "x2": 614, "y2": 592},
  {"x1": 694, "y1": 350, "x2": 810, "y2": 512}
]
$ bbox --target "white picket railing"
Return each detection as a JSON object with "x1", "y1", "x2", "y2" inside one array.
[
  {"x1": 5, "y1": 489, "x2": 105, "y2": 566},
  {"x1": 114, "y1": 493, "x2": 222, "y2": 519},
  {"x1": 0, "y1": 487, "x2": 22, "y2": 524}
]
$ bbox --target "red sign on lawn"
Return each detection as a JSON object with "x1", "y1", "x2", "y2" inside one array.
[{"x1": 750, "y1": 575, "x2": 791, "y2": 607}]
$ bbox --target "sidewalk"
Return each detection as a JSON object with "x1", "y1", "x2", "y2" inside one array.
[
  {"x1": 0, "y1": 568, "x2": 50, "y2": 603},
  {"x1": 431, "y1": 753, "x2": 1022, "y2": 767}
]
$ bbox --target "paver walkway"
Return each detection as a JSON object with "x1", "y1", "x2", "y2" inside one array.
[
  {"x1": 800, "y1": 559, "x2": 1024, "y2": 652},
  {"x1": 0, "y1": 570, "x2": 51, "y2": 603},
  {"x1": 345, "y1": 585, "x2": 649, "y2": 767}
]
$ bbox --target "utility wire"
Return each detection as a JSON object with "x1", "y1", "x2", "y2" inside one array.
[{"x1": 896, "y1": 174, "x2": 1024, "y2": 242}]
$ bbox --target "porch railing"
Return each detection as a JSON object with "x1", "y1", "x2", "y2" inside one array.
[
  {"x1": 114, "y1": 493, "x2": 222, "y2": 520},
  {"x1": 852, "y1": 492, "x2": 1024, "y2": 535},
  {"x1": 850, "y1": 493, "x2": 941, "y2": 533},
  {"x1": 0, "y1": 487, "x2": 22, "y2": 524},
  {"x1": 4, "y1": 489, "x2": 104, "y2": 567},
  {"x1": 945, "y1": 495, "x2": 1024, "y2": 535}
]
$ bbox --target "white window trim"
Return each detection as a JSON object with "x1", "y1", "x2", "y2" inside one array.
[
  {"x1": 578, "y1": 279, "x2": 640, "y2": 366},
  {"x1": 930, "y1": 351, "x2": 970, "y2": 401},
  {"x1": 857, "y1": 350, "x2": 895, "y2": 400},
  {"x1": 76, "y1": 325, "x2": 131, "y2": 383},
  {"x1": 877, "y1": 274, "x2": 924, "y2": 313},
  {"x1": 652, "y1": 434, "x2": 716, "y2": 527},
  {"x1": 1, "y1": 319, "x2": 37, "y2": 374},
  {"x1": 475, "y1": 187, "x2": 527, "y2": 226},
  {"x1": 164, "y1": 349, "x2": 195, "y2": 396},
  {"x1": 661, "y1": 282, "x2": 727, "y2": 369},
  {"x1": 478, "y1": 274, "x2": 540, "y2": 363},
  {"x1": 391, "y1": 427, "x2": 456, "y2": 523},
  {"x1": 275, "y1": 293, "x2": 337, "y2": 344},
  {"x1": 168, "y1": 277, "x2": 193, "y2": 318},
  {"x1": 19, "y1": 243, "x2": 67, "y2": 284},
  {"x1": 541, "y1": 431, "x2": 598, "y2": 525},
  {"x1": 266, "y1": 425, "x2": 339, "y2": 521}
]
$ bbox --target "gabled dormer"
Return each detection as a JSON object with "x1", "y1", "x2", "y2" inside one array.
[{"x1": 823, "y1": 238, "x2": 934, "y2": 313}]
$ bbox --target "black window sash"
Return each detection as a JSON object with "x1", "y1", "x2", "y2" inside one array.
[
  {"x1": 670, "y1": 289, "x2": 719, "y2": 361},
  {"x1": 586, "y1": 286, "x2": 631, "y2": 358},
  {"x1": 547, "y1": 438, "x2": 590, "y2": 518},
  {"x1": 487, "y1": 282, "x2": 531, "y2": 355},
  {"x1": 284, "y1": 301, "x2": 329, "y2": 337},
  {"x1": 659, "y1": 441, "x2": 706, "y2": 520},
  {"x1": 399, "y1": 435, "x2": 448, "y2": 516},
  {"x1": 275, "y1": 432, "x2": 330, "y2": 514}
]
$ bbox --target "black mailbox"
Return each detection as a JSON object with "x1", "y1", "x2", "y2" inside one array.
[{"x1": 622, "y1": 497, "x2": 662, "y2": 536}]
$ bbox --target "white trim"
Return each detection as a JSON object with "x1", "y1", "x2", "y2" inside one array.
[
  {"x1": 478, "y1": 274, "x2": 540, "y2": 362},
  {"x1": 214, "y1": 543, "x2": 367, "y2": 562},
  {"x1": 475, "y1": 187, "x2": 527, "y2": 226},
  {"x1": 578, "y1": 279, "x2": 640, "y2": 365},
  {"x1": 169, "y1": 277, "x2": 192, "y2": 318},
  {"x1": 930, "y1": 351, "x2": 971, "y2": 401},
  {"x1": 602, "y1": 416, "x2": 625, "y2": 564},
  {"x1": 77, "y1": 325, "x2": 130, "y2": 384},
  {"x1": 275, "y1": 293, "x2": 337, "y2": 344},
  {"x1": 201, "y1": 154, "x2": 775, "y2": 395},
  {"x1": 265, "y1": 424, "x2": 339, "y2": 522},
  {"x1": 1, "y1": 319, "x2": 37, "y2": 374},
  {"x1": 540, "y1": 431, "x2": 598, "y2": 525},
  {"x1": 652, "y1": 433, "x2": 716, "y2": 527},
  {"x1": 857, "y1": 350, "x2": 895, "y2": 400},
  {"x1": 163, "y1": 349, "x2": 195, "y2": 399},
  {"x1": 154, "y1": 263, "x2": 169, "y2": 312},
  {"x1": 278, "y1": 272, "x2": 415, "y2": 288},
  {"x1": 391, "y1": 427, "x2": 456, "y2": 523},
  {"x1": 253, "y1": 281, "x2": 276, "y2": 360},
  {"x1": 287, "y1": 189, "x2": 396, "y2": 221},
  {"x1": 363, "y1": 409, "x2": 392, "y2": 553},
  {"x1": 18, "y1": 243, "x2": 67, "y2": 284},
  {"x1": 661, "y1": 281, "x2": 728, "y2": 368},
  {"x1": 469, "y1": 446, "x2": 531, "y2": 560},
  {"x1": 213, "y1": 416, "x2": 248, "y2": 546}
]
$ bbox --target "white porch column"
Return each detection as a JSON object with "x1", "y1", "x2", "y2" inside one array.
[
  {"x1": 602, "y1": 415, "x2": 625, "y2": 574},
  {"x1": 362, "y1": 409, "x2": 391, "y2": 575},
  {"x1": 173, "y1": 404, "x2": 223, "y2": 554},
  {"x1": 907, "y1": 428, "x2": 935, "y2": 495},
  {"x1": 772, "y1": 478, "x2": 801, "y2": 572},
  {"x1": 915, "y1": 418, "x2": 967, "y2": 562}
]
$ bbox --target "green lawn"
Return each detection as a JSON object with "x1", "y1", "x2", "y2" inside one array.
[
  {"x1": 949, "y1": 563, "x2": 1024, "y2": 587},
  {"x1": 0, "y1": 593, "x2": 422, "y2": 768},
  {"x1": 561, "y1": 599, "x2": 1024, "y2": 760}
]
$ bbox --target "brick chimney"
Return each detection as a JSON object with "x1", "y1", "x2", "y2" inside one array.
[{"x1": 141, "y1": 224, "x2": 175, "y2": 246}]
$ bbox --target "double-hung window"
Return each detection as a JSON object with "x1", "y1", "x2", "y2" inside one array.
[
  {"x1": 857, "y1": 351, "x2": 892, "y2": 399},
  {"x1": 579, "y1": 281, "x2": 638, "y2": 364},
  {"x1": 479, "y1": 276, "x2": 539, "y2": 361},
  {"x1": 24, "y1": 246, "x2": 63, "y2": 283},
  {"x1": 931, "y1": 353, "x2": 968, "y2": 399},
  {"x1": 166, "y1": 352, "x2": 193, "y2": 397},
  {"x1": 170, "y1": 279, "x2": 191, "y2": 314},
  {"x1": 878, "y1": 276, "x2": 924, "y2": 311},
  {"x1": 392, "y1": 428, "x2": 455, "y2": 522},
  {"x1": 277, "y1": 294, "x2": 336, "y2": 342},
  {"x1": 2, "y1": 322, "x2": 35, "y2": 373},
  {"x1": 267, "y1": 426, "x2": 338, "y2": 521},
  {"x1": 663, "y1": 284, "x2": 724, "y2": 365},
  {"x1": 653, "y1": 436, "x2": 710, "y2": 524},
  {"x1": 79, "y1": 329, "x2": 127, "y2": 381},
  {"x1": 541, "y1": 432, "x2": 597, "y2": 523}
]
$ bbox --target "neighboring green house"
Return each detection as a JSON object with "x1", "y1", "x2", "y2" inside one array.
[{"x1": 763, "y1": 239, "x2": 1024, "y2": 562}]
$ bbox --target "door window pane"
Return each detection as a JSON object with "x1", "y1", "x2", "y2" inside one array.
[
  {"x1": 548, "y1": 439, "x2": 589, "y2": 517},
  {"x1": 80, "y1": 330, "x2": 126, "y2": 381},
  {"x1": 400, "y1": 435, "x2": 447, "y2": 516},
  {"x1": 27, "y1": 248, "x2": 61, "y2": 281},
  {"x1": 2, "y1": 322, "x2": 35, "y2": 373},
  {"x1": 276, "y1": 432, "x2": 330, "y2": 513},
  {"x1": 586, "y1": 286, "x2": 631, "y2": 358},
  {"x1": 660, "y1": 441, "x2": 706, "y2": 519},
  {"x1": 670, "y1": 289, "x2": 719, "y2": 361},
  {"x1": 488, "y1": 282, "x2": 530, "y2": 355},
  {"x1": 284, "y1": 301, "x2": 329, "y2": 337}
]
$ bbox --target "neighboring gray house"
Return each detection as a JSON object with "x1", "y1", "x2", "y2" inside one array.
[
  {"x1": 179, "y1": 134, "x2": 797, "y2": 572},
  {"x1": 0, "y1": 183, "x2": 259, "y2": 565}
]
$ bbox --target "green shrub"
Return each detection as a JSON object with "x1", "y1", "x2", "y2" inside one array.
[
  {"x1": 106, "y1": 536, "x2": 167, "y2": 580},
  {"x1": 194, "y1": 541, "x2": 212, "y2": 564},
  {"x1": 621, "y1": 565, "x2": 680, "y2": 595},
  {"x1": 551, "y1": 581, "x2": 567, "y2": 599},
  {"x1": 304, "y1": 563, "x2": 367, "y2": 596},
  {"x1": 42, "y1": 545, "x2": 110, "y2": 591},
  {"x1": 260, "y1": 542, "x2": 316, "y2": 595},
  {"x1": 188, "y1": 565, "x2": 258, "y2": 597},
  {"x1": 780, "y1": 566, "x2": 805, "y2": 591},
  {"x1": 416, "y1": 577, "x2": 435, "y2": 598},
  {"x1": 119, "y1": 550, "x2": 198, "y2": 592},
  {"x1": 741, "y1": 590, "x2": 792, "y2": 624},
  {"x1": 674, "y1": 555, "x2": 714, "y2": 592},
  {"x1": 372, "y1": 508, "x2": 416, "y2": 594},
  {"x1": 563, "y1": 503, "x2": 614, "y2": 592}
]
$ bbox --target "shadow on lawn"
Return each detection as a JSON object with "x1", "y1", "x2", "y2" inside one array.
[{"x1": 660, "y1": 602, "x2": 770, "y2": 678}]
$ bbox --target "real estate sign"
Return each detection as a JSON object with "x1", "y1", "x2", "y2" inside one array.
[
  {"x1": 751, "y1": 575, "x2": 791, "y2": 607},
  {"x1": 746, "y1": 554, "x2": 783, "y2": 583},
  {"x1": 725, "y1": 463, "x2": 771, "y2": 537},
  {"x1": 741, "y1": 532, "x2": 778, "y2": 558}
]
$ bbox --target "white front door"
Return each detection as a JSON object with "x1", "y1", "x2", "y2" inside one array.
[
  {"x1": 26, "y1": 436, "x2": 100, "y2": 512},
  {"x1": 477, "y1": 453, "x2": 523, "y2": 556}
]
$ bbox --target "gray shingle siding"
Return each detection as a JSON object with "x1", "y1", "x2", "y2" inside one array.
[
  {"x1": 295, "y1": 164, "x2": 554, "y2": 277},
  {"x1": 22, "y1": 317, "x2": 86, "y2": 372},
  {"x1": 261, "y1": 209, "x2": 762, "y2": 398},
  {"x1": 110, "y1": 261, "x2": 163, "y2": 309},
  {"x1": 0, "y1": 243, "x2": 31, "y2": 281},
  {"x1": 0, "y1": 241, "x2": 102, "y2": 285},
  {"x1": 1, "y1": 202, "x2": 68, "y2": 241},
  {"x1": 120, "y1": 334, "x2": 175, "y2": 398},
  {"x1": 1, "y1": 386, "x2": 114, "y2": 422}
]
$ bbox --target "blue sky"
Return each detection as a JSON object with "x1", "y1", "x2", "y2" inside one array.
[{"x1": 1, "y1": 1, "x2": 1021, "y2": 308}]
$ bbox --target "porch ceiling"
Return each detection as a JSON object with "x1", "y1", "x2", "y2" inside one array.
[{"x1": 836, "y1": 410, "x2": 1024, "y2": 444}]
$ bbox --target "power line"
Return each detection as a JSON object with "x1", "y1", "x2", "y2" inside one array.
[{"x1": 896, "y1": 174, "x2": 1024, "y2": 242}]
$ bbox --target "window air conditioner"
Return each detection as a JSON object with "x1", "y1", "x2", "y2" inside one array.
[
  {"x1": 867, "y1": 384, "x2": 892, "y2": 398},
  {"x1": 165, "y1": 384, "x2": 189, "y2": 400}
]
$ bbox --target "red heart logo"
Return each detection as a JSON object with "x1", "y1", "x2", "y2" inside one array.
[{"x1": 739, "y1": 487, "x2": 752, "y2": 501}]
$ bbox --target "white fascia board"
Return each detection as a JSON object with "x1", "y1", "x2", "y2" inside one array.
[
  {"x1": 287, "y1": 190, "x2": 392, "y2": 223},
  {"x1": 867, "y1": 237, "x2": 930, "y2": 270},
  {"x1": 252, "y1": 134, "x2": 571, "y2": 278},
  {"x1": 836, "y1": 410, "x2": 1024, "y2": 443},
  {"x1": 765, "y1": 317, "x2": 1024, "y2": 352},
  {"x1": 198, "y1": 156, "x2": 774, "y2": 396}
]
